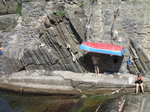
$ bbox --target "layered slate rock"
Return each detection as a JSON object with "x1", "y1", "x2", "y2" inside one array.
[
  {"x1": 1, "y1": 1, "x2": 85, "y2": 76},
  {"x1": 0, "y1": 0, "x2": 18, "y2": 15},
  {"x1": 0, "y1": 0, "x2": 150, "y2": 77}
]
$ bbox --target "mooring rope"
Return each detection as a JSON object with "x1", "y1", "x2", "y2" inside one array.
[
  {"x1": 103, "y1": 84, "x2": 126, "y2": 96},
  {"x1": 76, "y1": 87, "x2": 87, "y2": 98}
]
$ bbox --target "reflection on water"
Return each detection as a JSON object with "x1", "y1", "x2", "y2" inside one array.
[
  {"x1": 0, "y1": 89, "x2": 119, "y2": 112},
  {"x1": 0, "y1": 89, "x2": 80, "y2": 112}
]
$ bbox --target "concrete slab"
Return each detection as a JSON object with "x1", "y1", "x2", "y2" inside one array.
[{"x1": 0, "y1": 70, "x2": 149, "y2": 95}]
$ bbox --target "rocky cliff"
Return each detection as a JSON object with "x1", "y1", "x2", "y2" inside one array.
[{"x1": 0, "y1": 0, "x2": 150, "y2": 76}]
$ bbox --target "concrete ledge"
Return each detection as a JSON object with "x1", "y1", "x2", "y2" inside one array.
[
  {"x1": 0, "y1": 82, "x2": 78, "y2": 95},
  {"x1": 0, "y1": 71, "x2": 148, "y2": 95},
  {"x1": 9, "y1": 76, "x2": 71, "y2": 86}
]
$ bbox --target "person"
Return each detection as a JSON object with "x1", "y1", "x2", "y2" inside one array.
[
  {"x1": 0, "y1": 41, "x2": 4, "y2": 55},
  {"x1": 135, "y1": 73, "x2": 144, "y2": 95},
  {"x1": 91, "y1": 54, "x2": 100, "y2": 75},
  {"x1": 0, "y1": 47, "x2": 4, "y2": 55},
  {"x1": 0, "y1": 47, "x2": 4, "y2": 50}
]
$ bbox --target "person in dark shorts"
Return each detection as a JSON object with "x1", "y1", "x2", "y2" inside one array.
[
  {"x1": 135, "y1": 73, "x2": 144, "y2": 95},
  {"x1": 91, "y1": 54, "x2": 100, "y2": 75}
]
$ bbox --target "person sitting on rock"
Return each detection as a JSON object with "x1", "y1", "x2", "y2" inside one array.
[{"x1": 135, "y1": 73, "x2": 144, "y2": 95}]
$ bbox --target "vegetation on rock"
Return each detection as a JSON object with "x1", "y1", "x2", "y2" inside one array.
[
  {"x1": 55, "y1": 10, "x2": 67, "y2": 18},
  {"x1": 16, "y1": 1, "x2": 22, "y2": 16}
]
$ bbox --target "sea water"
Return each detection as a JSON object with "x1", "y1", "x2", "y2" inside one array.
[{"x1": 0, "y1": 89, "x2": 80, "y2": 112}]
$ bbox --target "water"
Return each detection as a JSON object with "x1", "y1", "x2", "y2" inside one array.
[
  {"x1": 0, "y1": 89, "x2": 81, "y2": 112},
  {"x1": 0, "y1": 89, "x2": 120, "y2": 112}
]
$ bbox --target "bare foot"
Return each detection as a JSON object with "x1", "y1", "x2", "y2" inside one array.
[
  {"x1": 92, "y1": 74, "x2": 97, "y2": 76},
  {"x1": 98, "y1": 74, "x2": 102, "y2": 77}
]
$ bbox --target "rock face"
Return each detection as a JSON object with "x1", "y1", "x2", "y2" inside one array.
[
  {"x1": 100, "y1": 93, "x2": 150, "y2": 112},
  {"x1": 0, "y1": 0, "x2": 18, "y2": 15},
  {"x1": 0, "y1": 0, "x2": 150, "y2": 76},
  {"x1": 0, "y1": 14, "x2": 17, "y2": 31}
]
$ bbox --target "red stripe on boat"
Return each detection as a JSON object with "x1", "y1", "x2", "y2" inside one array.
[{"x1": 82, "y1": 42, "x2": 124, "y2": 51}]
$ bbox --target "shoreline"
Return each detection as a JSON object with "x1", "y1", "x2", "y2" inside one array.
[{"x1": 0, "y1": 70, "x2": 148, "y2": 95}]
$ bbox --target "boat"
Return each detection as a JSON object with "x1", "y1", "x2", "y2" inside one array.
[{"x1": 80, "y1": 42, "x2": 125, "y2": 56}]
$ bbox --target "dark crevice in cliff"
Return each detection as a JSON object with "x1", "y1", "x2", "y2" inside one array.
[
  {"x1": 18, "y1": 66, "x2": 25, "y2": 72},
  {"x1": 67, "y1": 18, "x2": 82, "y2": 44}
]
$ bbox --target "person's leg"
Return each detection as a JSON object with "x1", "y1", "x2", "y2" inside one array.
[
  {"x1": 136, "y1": 84, "x2": 139, "y2": 94},
  {"x1": 94, "y1": 68, "x2": 97, "y2": 75},
  {"x1": 93, "y1": 65, "x2": 96, "y2": 75},
  {"x1": 96, "y1": 67, "x2": 99, "y2": 75},
  {"x1": 94, "y1": 65, "x2": 99, "y2": 75},
  {"x1": 140, "y1": 83, "x2": 144, "y2": 94}
]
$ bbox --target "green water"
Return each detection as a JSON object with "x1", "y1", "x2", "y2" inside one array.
[
  {"x1": 0, "y1": 89, "x2": 120, "y2": 112},
  {"x1": 0, "y1": 89, "x2": 81, "y2": 112}
]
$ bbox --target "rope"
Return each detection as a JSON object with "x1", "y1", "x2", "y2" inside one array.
[
  {"x1": 95, "y1": 104, "x2": 101, "y2": 112},
  {"x1": 104, "y1": 84, "x2": 126, "y2": 96},
  {"x1": 76, "y1": 88, "x2": 87, "y2": 98}
]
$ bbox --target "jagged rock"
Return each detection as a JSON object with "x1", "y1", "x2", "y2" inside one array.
[{"x1": 0, "y1": 0, "x2": 149, "y2": 78}]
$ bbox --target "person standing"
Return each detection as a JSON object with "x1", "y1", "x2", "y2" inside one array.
[
  {"x1": 91, "y1": 54, "x2": 100, "y2": 75},
  {"x1": 135, "y1": 73, "x2": 144, "y2": 95}
]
